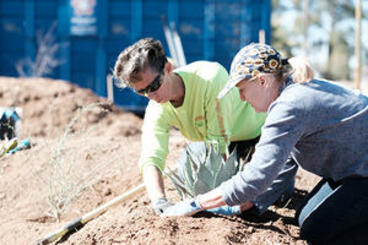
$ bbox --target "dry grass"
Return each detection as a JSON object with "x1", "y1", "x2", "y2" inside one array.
[{"x1": 40, "y1": 103, "x2": 123, "y2": 221}]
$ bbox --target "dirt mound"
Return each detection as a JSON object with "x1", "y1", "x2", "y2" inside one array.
[
  {"x1": 0, "y1": 76, "x2": 142, "y2": 138},
  {"x1": 0, "y1": 76, "x2": 319, "y2": 244}
]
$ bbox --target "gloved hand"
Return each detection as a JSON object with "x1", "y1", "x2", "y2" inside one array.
[
  {"x1": 152, "y1": 197, "x2": 174, "y2": 215},
  {"x1": 161, "y1": 199, "x2": 203, "y2": 217},
  {"x1": 207, "y1": 205, "x2": 241, "y2": 216}
]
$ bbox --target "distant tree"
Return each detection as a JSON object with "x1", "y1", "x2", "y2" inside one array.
[
  {"x1": 320, "y1": 0, "x2": 354, "y2": 79},
  {"x1": 272, "y1": 0, "x2": 362, "y2": 80},
  {"x1": 15, "y1": 22, "x2": 65, "y2": 78},
  {"x1": 271, "y1": 0, "x2": 294, "y2": 57}
]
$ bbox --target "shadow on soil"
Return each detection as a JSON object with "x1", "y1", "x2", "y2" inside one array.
[
  {"x1": 197, "y1": 187, "x2": 309, "y2": 240},
  {"x1": 52, "y1": 188, "x2": 309, "y2": 244}
]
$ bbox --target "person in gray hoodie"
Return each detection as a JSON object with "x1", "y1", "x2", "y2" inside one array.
[{"x1": 162, "y1": 43, "x2": 368, "y2": 244}]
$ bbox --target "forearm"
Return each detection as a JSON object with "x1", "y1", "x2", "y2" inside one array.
[
  {"x1": 197, "y1": 187, "x2": 254, "y2": 212},
  {"x1": 197, "y1": 188, "x2": 226, "y2": 209},
  {"x1": 143, "y1": 165, "x2": 166, "y2": 201},
  {"x1": 162, "y1": 180, "x2": 254, "y2": 217}
]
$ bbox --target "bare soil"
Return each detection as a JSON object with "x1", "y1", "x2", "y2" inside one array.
[{"x1": 0, "y1": 77, "x2": 320, "y2": 244}]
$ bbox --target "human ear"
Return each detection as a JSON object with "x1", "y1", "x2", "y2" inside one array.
[
  {"x1": 164, "y1": 61, "x2": 172, "y2": 74},
  {"x1": 259, "y1": 75, "x2": 266, "y2": 85}
]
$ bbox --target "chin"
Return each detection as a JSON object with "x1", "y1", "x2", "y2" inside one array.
[{"x1": 155, "y1": 98, "x2": 169, "y2": 104}]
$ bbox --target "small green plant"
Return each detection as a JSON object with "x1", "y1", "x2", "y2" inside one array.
[{"x1": 165, "y1": 142, "x2": 250, "y2": 199}]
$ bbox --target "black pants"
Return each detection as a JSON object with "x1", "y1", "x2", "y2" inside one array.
[{"x1": 229, "y1": 136, "x2": 260, "y2": 161}]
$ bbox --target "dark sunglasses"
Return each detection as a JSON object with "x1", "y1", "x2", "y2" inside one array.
[{"x1": 136, "y1": 73, "x2": 163, "y2": 95}]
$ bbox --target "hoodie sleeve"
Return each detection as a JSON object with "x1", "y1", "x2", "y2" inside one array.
[{"x1": 220, "y1": 101, "x2": 306, "y2": 206}]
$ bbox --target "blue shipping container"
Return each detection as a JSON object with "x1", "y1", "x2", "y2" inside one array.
[{"x1": 0, "y1": 0, "x2": 271, "y2": 114}]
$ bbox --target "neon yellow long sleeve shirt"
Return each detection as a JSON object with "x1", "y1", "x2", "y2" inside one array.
[{"x1": 139, "y1": 61, "x2": 266, "y2": 172}]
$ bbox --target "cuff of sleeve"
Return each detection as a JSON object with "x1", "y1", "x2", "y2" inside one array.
[
  {"x1": 139, "y1": 160, "x2": 165, "y2": 174},
  {"x1": 219, "y1": 181, "x2": 237, "y2": 206},
  {"x1": 219, "y1": 177, "x2": 249, "y2": 207}
]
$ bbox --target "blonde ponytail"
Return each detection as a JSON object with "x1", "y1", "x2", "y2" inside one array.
[{"x1": 287, "y1": 57, "x2": 314, "y2": 83}]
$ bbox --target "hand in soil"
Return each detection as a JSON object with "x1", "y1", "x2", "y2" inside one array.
[
  {"x1": 161, "y1": 199, "x2": 203, "y2": 217},
  {"x1": 152, "y1": 197, "x2": 174, "y2": 215}
]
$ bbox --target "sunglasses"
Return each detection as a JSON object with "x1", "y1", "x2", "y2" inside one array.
[{"x1": 136, "y1": 73, "x2": 163, "y2": 95}]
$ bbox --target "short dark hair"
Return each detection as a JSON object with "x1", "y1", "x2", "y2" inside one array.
[{"x1": 113, "y1": 38, "x2": 167, "y2": 87}]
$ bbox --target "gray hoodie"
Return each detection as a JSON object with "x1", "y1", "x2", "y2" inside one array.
[{"x1": 220, "y1": 79, "x2": 368, "y2": 206}]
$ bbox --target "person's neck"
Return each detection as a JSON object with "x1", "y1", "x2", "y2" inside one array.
[{"x1": 169, "y1": 73, "x2": 185, "y2": 107}]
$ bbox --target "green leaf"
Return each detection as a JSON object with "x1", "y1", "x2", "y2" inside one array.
[
  {"x1": 166, "y1": 141, "x2": 244, "y2": 199},
  {"x1": 186, "y1": 147, "x2": 199, "y2": 172},
  {"x1": 213, "y1": 163, "x2": 226, "y2": 188},
  {"x1": 224, "y1": 147, "x2": 238, "y2": 175},
  {"x1": 206, "y1": 143, "x2": 222, "y2": 177},
  {"x1": 164, "y1": 167, "x2": 193, "y2": 198},
  {"x1": 213, "y1": 148, "x2": 238, "y2": 188},
  {"x1": 193, "y1": 178, "x2": 211, "y2": 195},
  {"x1": 196, "y1": 163, "x2": 214, "y2": 189},
  {"x1": 183, "y1": 158, "x2": 195, "y2": 193},
  {"x1": 164, "y1": 173, "x2": 186, "y2": 199}
]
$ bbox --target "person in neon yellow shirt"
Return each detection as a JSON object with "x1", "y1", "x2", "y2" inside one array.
[{"x1": 113, "y1": 38, "x2": 297, "y2": 216}]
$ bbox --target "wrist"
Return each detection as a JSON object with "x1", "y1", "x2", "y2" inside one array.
[
  {"x1": 196, "y1": 195, "x2": 204, "y2": 209},
  {"x1": 153, "y1": 196, "x2": 167, "y2": 203},
  {"x1": 190, "y1": 199, "x2": 203, "y2": 213},
  {"x1": 196, "y1": 189, "x2": 225, "y2": 210},
  {"x1": 191, "y1": 195, "x2": 203, "y2": 210}
]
